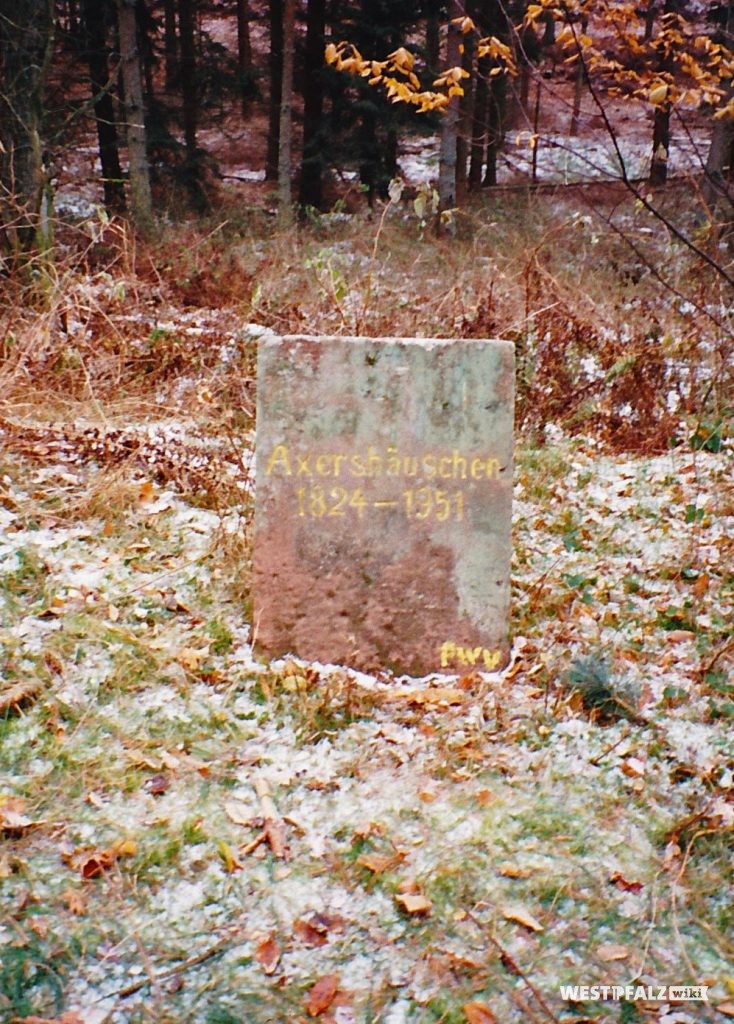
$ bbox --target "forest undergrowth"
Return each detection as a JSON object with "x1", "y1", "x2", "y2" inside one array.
[{"x1": 1, "y1": 190, "x2": 733, "y2": 1024}]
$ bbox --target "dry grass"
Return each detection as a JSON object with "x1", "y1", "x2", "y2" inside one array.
[{"x1": 0, "y1": 183, "x2": 731, "y2": 466}]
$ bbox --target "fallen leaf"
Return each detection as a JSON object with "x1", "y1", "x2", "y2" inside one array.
[
  {"x1": 138, "y1": 480, "x2": 155, "y2": 502},
  {"x1": 609, "y1": 871, "x2": 643, "y2": 894},
  {"x1": 596, "y1": 943, "x2": 629, "y2": 962},
  {"x1": 385, "y1": 687, "x2": 466, "y2": 705},
  {"x1": 62, "y1": 889, "x2": 88, "y2": 915},
  {"x1": 463, "y1": 1002, "x2": 498, "y2": 1024},
  {"x1": 178, "y1": 646, "x2": 210, "y2": 671},
  {"x1": 217, "y1": 839, "x2": 242, "y2": 873},
  {"x1": 224, "y1": 800, "x2": 259, "y2": 827},
  {"x1": 306, "y1": 974, "x2": 339, "y2": 1017},
  {"x1": 667, "y1": 630, "x2": 696, "y2": 643},
  {"x1": 0, "y1": 680, "x2": 42, "y2": 714},
  {"x1": 475, "y1": 789, "x2": 496, "y2": 807},
  {"x1": 293, "y1": 918, "x2": 329, "y2": 947},
  {"x1": 77, "y1": 838, "x2": 137, "y2": 879},
  {"x1": 717, "y1": 1003, "x2": 734, "y2": 1018},
  {"x1": 502, "y1": 905, "x2": 544, "y2": 932},
  {"x1": 143, "y1": 773, "x2": 170, "y2": 795},
  {"x1": 0, "y1": 807, "x2": 40, "y2": 831},
  {"x1": 497, "y1": 863, "x2": 532, "y2": 879},
  {"x1": 395, "y1": 892, "x2": 432, "y2": 915},
  {"x1": 357, "y1": 851, "x2": 405, "y2": 875},
  {"x1": 110, "y1": 838, "x2": 138, "y2": 858},
  {"x1": 620, "y1": 757, "x2": 646, "y2": 778},
  {"x1": 255, "y1": 935, "x2": 281, "y2": 975}
]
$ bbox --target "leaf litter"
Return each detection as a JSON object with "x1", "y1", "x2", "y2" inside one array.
[{"x1": 0, "y1": 424, "x2": 732, "y2": 1024}]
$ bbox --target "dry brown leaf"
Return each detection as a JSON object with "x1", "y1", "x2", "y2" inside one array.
[
  {"x1": 463, "y1": 1002, "x2": 498, "y2": 1024},
  {"x1": 76, "y1": 838, "x2": 137, "y2": 878},
  {"x1": 717, "y1": 1003, "x2": 734, "y2": 1018},
  {"x1": 475, "y1": 789, "x2": 496, "y2": 807},
  {"x1": 395, "y1": 892, "x2": 433, "y2": 915},
  {"x1": 609, "y1": 870, "x2": 643, "y2": 894},
  {"x1": 357, "y1": 852, "x2": 404, "y2": 875},
  {"x1": 255, "y1": 935, "x2": 281, "y2": 975},
  {"x1": 497, "y1": 863, "x2": 532, "y2": 879},
  {"x1": 667, "y1": 630, "x2": 696, "y2": 643},
  {"x1": 143, "y1": 773, "x2": 170, "y2": 795},
  {"x1": 306, "y1": 973, "x2": 339, "y2": 1017},
  {"x1": 385, "y1": 687, "x2": 466, "y2": 705},
  {"x1": 138, "y1": 480, "x2": 155, "y2": 502},
  {"x1": 178, "y1": 646, "x2": 210, "y2": 671},
  {"x1": 0, "y1": 808, "x2": 39, "y2": 831},
  {"x1": 620, "y1": 757, "x2": 646, "y2": 778},
  {"x1": 0, "y1": 680, "x2": 43, "y2": 714},
  {"x1": 62, "y1": 889, "x2": 87, "y2": 916},
  {"x1": 502, "y1": 905, "x2": 544, "y2": 932},
  {"x1": 596, "y1": 943, "x2": 629, "y2": 962},
  {"x1": 293, "y1": 918, "x2": 329, "y2": 947}
]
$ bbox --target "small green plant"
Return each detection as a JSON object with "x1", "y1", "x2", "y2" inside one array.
[
  {"x1": 567, "y1": 653, "x2": 640, "y2": 722},
  {"x1": 0, "y1": 934, "x2": 69, "y2": 1019}
]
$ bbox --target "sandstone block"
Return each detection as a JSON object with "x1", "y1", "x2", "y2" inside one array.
[{"x1": 253, "y1": 335, "x2": 513, "y2": 676}]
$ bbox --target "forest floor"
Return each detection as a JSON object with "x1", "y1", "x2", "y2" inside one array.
[
  {"x1": 2, "y1": 6, "x2": 734, "y2": 1024},
  {"x1": 1, "y1": 364, "x2": 733, "y2": 1024}
]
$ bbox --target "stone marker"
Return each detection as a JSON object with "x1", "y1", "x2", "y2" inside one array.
[{"x1": 253, "y1": 335, "x2": 514, "y2": 677}]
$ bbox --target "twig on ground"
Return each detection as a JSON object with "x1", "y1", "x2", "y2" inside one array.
[
  {"x1": 465, "y1": 909, "x2": 561, "y2": 1024},
  {"x1": 112, "y1": 934, "x2": 235, "y2": 1000},
  {"x1": 254, "y1": 776, "x2": 289, "y2": 859},
  {"x1": 588, "y1": 725, "x2": 631, "y2": 766}
]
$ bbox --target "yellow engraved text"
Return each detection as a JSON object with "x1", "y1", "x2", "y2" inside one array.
[
  {"x1": 440, "y1": 641, "x2": 502, "y2": 671},
  {"x1": 265, "y1": 444, "x2": 503, "y2": 482}
]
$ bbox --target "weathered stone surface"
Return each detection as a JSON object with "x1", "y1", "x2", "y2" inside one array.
[{"x1": 253, "y1": 335, "x2": 514, "y2": 676}]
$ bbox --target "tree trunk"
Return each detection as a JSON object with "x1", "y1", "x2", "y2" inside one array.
[
  {"x1": 483, "y1": 74, "x2": 506, "y2": 187},
  {"x1": 298, "y1": 0, "x2": 326, "y2": 209},
  {"x1": 0, "y1": 0, "x2": 55, "y2": 257},
  {"x1": 568, "y1": 15, "x2": 588, "y2": 136},
  {"x1": 117, "y1": 0, "x2": 153, "y2": 234},
  {"x1": 648, "y1": 0, "x2": 675, "y2": 186},
  {"x1": 237, "y1": 0, "x2": 253, "y2": 116},
  {"x1": 702, "y1": 0, "x2": 734, "y2": 219},
  {"x1": 137, "y1": 0, "x2": 156, "y2": 107},
  {"x1": 649, "y1": 103, "x2": 670, "y2": 185},
  {"x1": 469, "y1": 52, "x2": 488, "y2": 190},
  {"x1": 164, "y1": 0, "x2": 177, "y2": 90},
  {"x1": 425, "y1": 0, "x2": 440, "y2": 76},
  {"x1": 266, "y1": 0, "x2": 284, "y2": 181},
  {"x1": 643, "y1": 0, "x2": 657, "y2": 41},
  {"x1": 278, "y1": 0, "x2": 295, "y2": 225},
  {"x1": 178, "y1": 0, "x2": 198, "y2": 157},
  {"x1": 456, "y1": 23, "x2": 475, "y2": 202},
  {"x1": 437, "y1": 0, "x2": 462, "y2": 227},
  {"x1": 82, "y1": 0, "x2": 126, "y2": 213}
]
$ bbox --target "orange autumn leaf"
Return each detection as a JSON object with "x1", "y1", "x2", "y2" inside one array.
[
  {"x1": 255, "y1": 935, "x2": 281, "y2": 975},
  {"x1": 395, "y1": 892, "x2": 432, "y2": 915},
  {"x1": 306, "y1": 973, "x2": 340, "y2": 1016},
  {"x1": 463, "y1": 1002, "x2": 498, "y2": 1024}
]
